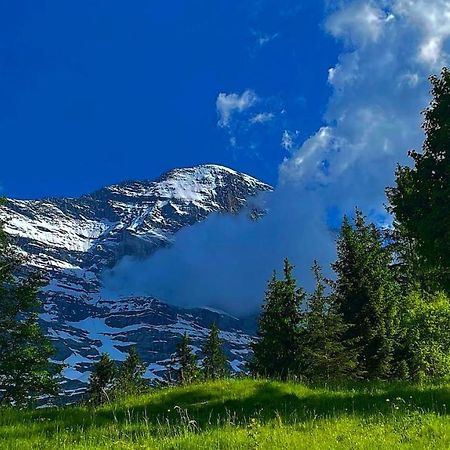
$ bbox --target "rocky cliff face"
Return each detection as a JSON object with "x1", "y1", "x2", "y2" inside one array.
[{"x1": 0, "y1": 165, "x2": 271, "y2": 400}]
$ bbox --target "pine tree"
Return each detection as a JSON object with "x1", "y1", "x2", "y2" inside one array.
[
  {"x1": 301, "y1": 262, "x2": 358, "y2": 381},
  {"x1": 174, "y1": 333, "x2": 198, "y2": 385},
  {"x1": 114, "y1": 347, "x2": 148, "y2": 396},
  {"x1": 87, "y1": 353, "x2": 116, "y2": 404},
  {"x1": 202, "y1": 323, "x2": 228, "y2": 380},
  {"x1": 332, "y1": 211, "x2": 400, "y2": 380},
  {"x1": 0, "y1": 207, "x2": 60, "y2": 406},
  {"x1": 387, "y1": 67, "x2": 450, "y2": 291},
  {"x1": 250, "y1": 259, "x2": 305, "y2": 380}
]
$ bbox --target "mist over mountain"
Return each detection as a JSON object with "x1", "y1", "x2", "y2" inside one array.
[{"x1": 0, "y1": 164, "x2": 270, "y2": 399}]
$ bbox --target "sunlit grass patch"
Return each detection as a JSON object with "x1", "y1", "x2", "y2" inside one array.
[{"x1": 1, "y1": 378, "x2": 450, "y2": 449}]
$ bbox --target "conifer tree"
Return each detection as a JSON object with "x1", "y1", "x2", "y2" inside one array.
[
  {"x1": 387, "y1": 67, "x2": 450, "y2": 291},
  {"x1": 174, "y1": 332, "x2": 198, "y2": 385},
  {"x1": 114, "y1": 347, "x2": 147, "y2": 396},
  {"x1": 332, "y1": 211, "x2": 400, "y2": 380},
  {"x1": 301, "y1": 262, "x2": 358, "y2": 381},
  {"x1": 250, "y1": 259, "x2": 305, "y2": 380},
  {"x1": 0, "y1": 208, "x2": 60, "y2": 406},
  {"x1": 201, "y1": 323, "x2": 228, "y2": 380},
  {"x1": 87, "y1": 353, "x2": 116, "y2": 404}
]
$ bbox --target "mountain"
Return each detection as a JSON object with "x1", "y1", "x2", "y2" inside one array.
[{"x1": 0, "y1": 165, "x2": 272, "y2": 400}]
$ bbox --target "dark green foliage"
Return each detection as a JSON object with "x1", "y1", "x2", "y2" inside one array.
[
  {"x1": 201, "y1": 323, "x2": 228, "y2": 380},
  {"x1": 174, "y1": 333, "x2": 198, "y2": 385},
  {"x1": 88, "y1": 353, "x2": 116, "y2": 405},
  {"x1": 0, "y1": 208, "x2": 59, "y2": 406},
  {"x1": 250, "y1": 259, "x2": 305, "y2": 380},
  {"x1": 301, "y1": 262, "x2": 358, "y2": 381},
  {"x1": 384, "y1": 225, "x2": 431, "y2": 294},
  {"x1": 331, "y1": 211, "x2": 400, "y2": 380},
  {"x1": 114, "y1": 347, "x2": 148, "y2": 397},
  {"x1": 387, "y1": 67, "x2": 450, "y2": 291}
]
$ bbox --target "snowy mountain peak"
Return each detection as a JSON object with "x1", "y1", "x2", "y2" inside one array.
[
  {"x1": 99, "y1": 164, "x2": 270, "y2": 203},
  {"x1": 0, "y1": 165, "x2": 271, "y2": 400}
]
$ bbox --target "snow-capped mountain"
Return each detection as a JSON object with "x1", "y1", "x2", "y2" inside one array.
[{"x1": 0, "y1": 164, "x2": 271, "y2": 399}]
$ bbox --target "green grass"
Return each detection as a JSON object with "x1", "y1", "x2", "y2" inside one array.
[{"x1": 1, "y1": 378, "x2": 450, "y2": 449}]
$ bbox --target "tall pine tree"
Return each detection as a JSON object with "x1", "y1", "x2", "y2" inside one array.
[
  {"x1": 332, "y1": 211, "x2": 400, "y2": 380},
  {"x1": 250, "y1": 259, "x2": 305, "y2": 380},
  {"x1": 301, "y1": 261, "x2": 358, "y2": 381},
  {"x1": 114, "y1": 347, "x2": 148, "y2": 396},
  {"x1": 87, "y1": 353, "x2": 116, "y2": 405},
  {"x1": 174, "y1": 332, "x2": 198, "y2": 385},
  {"x1": 201, "y1": 323, "x2": 228, "y2": 380},
  {"x1": 387, "y1": 67, "x2": 450, "y2": 291},
  {"x1": 0, "y1": 207, "x2": 60, "y2": 406}
]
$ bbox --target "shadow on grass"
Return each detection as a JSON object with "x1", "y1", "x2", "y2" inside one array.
[{"x1": 2, "y1": 380, "x2": 450, "y2": 441}]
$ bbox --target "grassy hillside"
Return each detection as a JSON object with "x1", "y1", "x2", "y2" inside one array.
[{"x1": 1, "y1": 378, "x2": 450, "y2": 449}]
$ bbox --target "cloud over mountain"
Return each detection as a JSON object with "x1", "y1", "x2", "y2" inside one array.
[{"x1": 104, "y1": 0, "x2": 450, "y2": 315}]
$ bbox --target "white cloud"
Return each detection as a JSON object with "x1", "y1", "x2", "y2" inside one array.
[
  {"x1": 283, "y1": 0, "x2": 450, "y2": 204},
  {"x1": 326, "y1": 2, "x2": 393, "y2": 47},
  {"x1": 216, "y1": 90, "x2": 258, "y2": 128},
  {"x1": 395, "y1": 0, "x2": 450, "y2": 66},
  {"x1": 250, "y1": 112, "x2": 274, "y2": 124},
  {"x1": 216, "y1": 90, "x2": 278, "y2": 149},
  {"x1": 281, "y1": 129, "x2": 300, "y2": 152}
]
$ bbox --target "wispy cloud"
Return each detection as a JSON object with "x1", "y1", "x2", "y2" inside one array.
[
  {"x1": 252, "y1": 30, "x2": 280, "y2": 48},
  {"x1": 216, "y1": 90, "x2": 259, "y2": 128},
  {"x1": 216, "y1": 90, "x2": 278, "y2": 149},
  {"x1": 250, "y1": 112, "x2": 274, "y2": 124},
  {"x1": 281, "y1": 129, "x2": 300, "y2": 152}
]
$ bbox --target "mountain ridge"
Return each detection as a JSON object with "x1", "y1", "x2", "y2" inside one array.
[{"x1": 0, "y1": 164, "x2": 271, "y2": 401}]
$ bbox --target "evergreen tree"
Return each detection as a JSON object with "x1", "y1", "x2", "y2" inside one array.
[
  {"x1": 332, "y1": 211, "x2": 400, "y2": 380},
  {"x1": 0, "y1": 207, "x2": 60, "y2": 406},
  {"x1": 201, "y1": 323, "x2": 228, "y2": 380},
  {"x1": 87, "y1": 353, "x2": 116, "y2": 404},
  {"x1": 384, "y1": 225, "x2": 428, "y2": 294},
  {"x1": 301, "y1": 262, "x2": 358, "y2": 381},
  {"x1": 174, "y1": 332, "x2": 198, "y2": 385},
  {"x1": 387, "y1": 67, "x2": 450, "y2": 291},
  {"x1": 114, "y1": 347, "x2": 148, "y2": 396},
  {"x1": 250, "y1": 259, "x2": 305, "y2": 380}
]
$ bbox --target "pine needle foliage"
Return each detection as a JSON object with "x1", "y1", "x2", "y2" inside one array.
[
  {"x1": 175, "y1": 332, "x2": 198, "y2": 385},
  {"x1": 87, "y1": 353, "x2": 116, "y2": 405},
  {"x1": 250, "y1": 259, "x2": 305, "y2": 380},
  {"x1": 332, "y1": 210, "x2": 400, "y2": 380},
  {"x1": 201, "y1": 323, "x2": 228, "y2": 380},
  {"x1": 114, "y1": 347, "x2": 148, "y2": 397},
  {"x1": 301, "y1": 261, "x2": 358, "y2": 381},
  {"x1": 0, "y1": 204, "x2": 60, "y2": 406},
  {"x1": 387, "y1": 67, "x2": 450, "y2": 292}
]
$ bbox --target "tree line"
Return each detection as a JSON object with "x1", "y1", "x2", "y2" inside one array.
[
  {"x1": 86, "y1": 322, "x2": 229, "y2": 405},
  {"x1": 250, "y1": 68, "x2": 450, "y2": 382}
]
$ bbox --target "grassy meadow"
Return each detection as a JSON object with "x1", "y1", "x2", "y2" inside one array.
[{"x1": 1, "y1": 378, "x2": 450, "y2": 449}]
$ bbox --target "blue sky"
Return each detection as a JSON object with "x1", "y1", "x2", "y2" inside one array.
[{"x1": 0, "y1": 0, "x2": 340, "y2": 199}]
